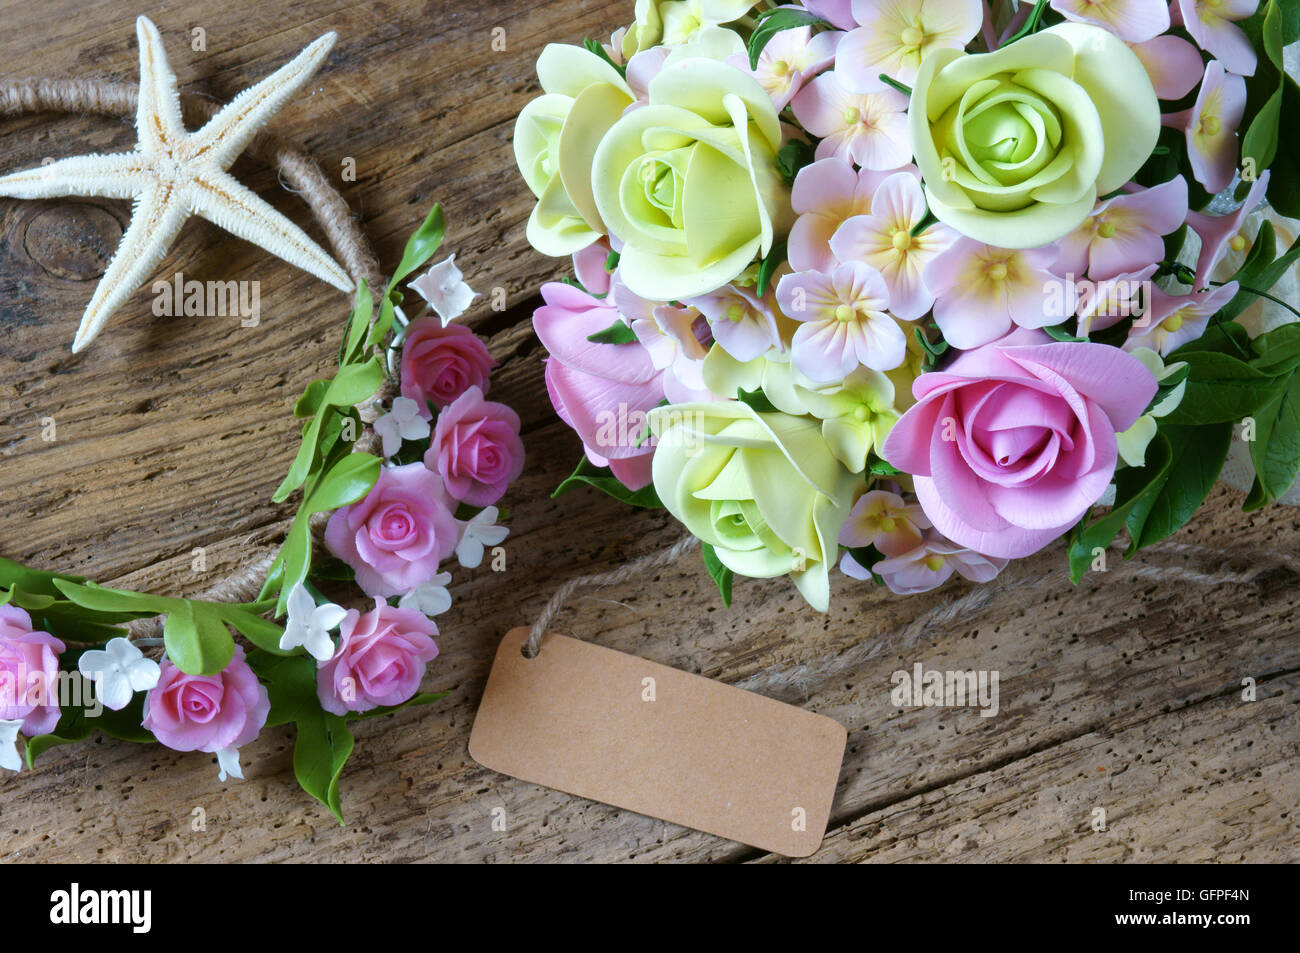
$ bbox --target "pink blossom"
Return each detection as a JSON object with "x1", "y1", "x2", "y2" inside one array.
[
  {"x1": 1165, "y1": 61, "x2": 1247, "y2": 194},
  {"x1": 881, "y1": 328, "x2": 1157, "y2": 558},
  {"x1": 317, "y1": 602, "x2": 439, "y2": 716},
  {"x1": 925, "y1": 239, "x2": 1070, "y2": 349},
  {"x1": 572, "y1": 239, "x2": 614, "y2": 297},
  {"x1": 143, "y1": 645, "x2": 269, "y2": 754},
  {"x1": 1074, "y1": 264, "x2": 1159, "y2": 336},
  {"x1": 791, "y1": 72, "x2": 910, "y2": 169},
  {"x1": 400, "y1": 318, "x2": 496, "y2": 416},
  {"x1": 838, "y1": 488, "x2": 932, "y2": 556},
  {"x1": 803, "y1": 0, "x2": 857, "y2": 29},
  {"x1": 789, "y1": 158, "x2": 918, "y2": 273},
  {"x1": 533, "y1": 281, "x2": 665, "y2": 489},
  {"x1": 1175, "y1": 0, "x2": 1259, "y2": 77},
  {"x1": 1185, "y1": 171, "x2": 1271, "y2": 290},
  {"x1": 0, "y1": 605, "x2": 65, "y2": 737},
  {"x1": 428, "y1": 385, "x2": 525, "y2": 507},
  {"x1": 830, "y1": 171, "x2": 955, "y2": 320},
  {"x1": 1127, "y1": 282, "x2": 1240, "y2": 354},
  {"x1": 836, "y1": 0, "x2": 983, "y2": 93},
  {"x1": 1055, "y1": 177, "x2": 1189, "y2": 281},
  {"x1": 1129, "y1": 34, "x2": 1205, "y2": 100},
  {"x1": 776, "y1": 262, "x2": 907, "y2": 380},
  {"x1": 325, "y1": 462, "x2": 460, "y2": 597},
  {"x1": 729, "y1": 26, "x2": 840, "y2": 110},
  {"x1": 866, "y1": 536, "x2": 1008, "y2": 594},
  {"x1": 685, "y1": 284, "x2": 782, "y2": 364},
  {"x1": 1050, "y1": 0, "x2": 1170, "y2": 42}
]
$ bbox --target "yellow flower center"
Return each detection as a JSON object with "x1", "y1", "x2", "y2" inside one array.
[
  {"x1": 900, "y1": 26, "x2": 924, "y2": 47},
  {"x1": 1201, "y1": 115, "x2": 1221, "y2": 136},
  {"x1": 879, "y1": 516, "x2": 897, "y2": 533},
  {"x1": 1230, "y1": 233, "x2": 1247, "y2": 252},
  {"x1": 1097, "y1": 221, "x2": 1116, "y2": 239},
  {"x1": 726, "y1": 303, "x2": 745, "y2": 322},
  {"x1": 843, "y1": 107, "x2": 861, "y2": 125},
  {"x1": 835, "y1": 304, "x2": 856, "y2": 322},
  {"x1": 891, "y1": 229, "x2": 912, "y2": 251},
  {"x1": 987, "y1": 261, "x2": 1008, "y2": 281},
  {"x1": 1164, "y1": 311, "x2": 1185, "y2": 332},
  {"x1": 772, "y1": 60, "x2": 790, "y2": 77},
  {"x1": 924, "y1": 555, "x2": 946, "y2": 571},
  {"x1": 853, "y1": 405, "x2": 871, "y2": 422}
]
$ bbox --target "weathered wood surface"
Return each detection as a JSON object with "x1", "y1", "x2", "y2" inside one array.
[{"x1": 0, "y1": 0, "x2": 1296, "y2": 864}]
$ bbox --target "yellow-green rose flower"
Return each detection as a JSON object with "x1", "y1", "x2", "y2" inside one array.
[
  {"x1": 514, "y1": 45, "x2": 634, "y2": 256},
  {"x1": 621, "y1": 0, "x2": 757, "y2": 57},
  {"x1": 592, "y1": 59, "x2": 792, "y2": 301},
  {"x1": 647, "y1": 401, "x2": 857, "y2": 611},
  {"x1": 909, "y1": 23, "x2": 1159, "y2": 248}
]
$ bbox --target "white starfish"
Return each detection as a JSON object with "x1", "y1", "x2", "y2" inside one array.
[{"x1": 0, "y1": 16, "x2": 353, "y2": 352}]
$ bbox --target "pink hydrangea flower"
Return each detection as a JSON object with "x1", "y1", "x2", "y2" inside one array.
[
  {"x1": 1050, "y1": 0, "x2": 1170, "y2": 42},
  {"x1": 836, "y1": 0, "x2": 983, "y2": 93},
  {"x1": 142, "y1": 645, "x2": 269, "y2": 754},
  {"x1": 1175, "y1": 0, "x2": 1259, "y2": 77},
  {"x1": 729, "y1": 25, "x2": 840, "y2": 110},
  {"x1": 400, "y1": 318, "x2": 497, "y2": 416},
  {"x1": 1164, "y1": 61, "x2": 1247, "y2": 194},
  {"x1": 1127, "y1": 282, "x2": 1240, "y2": 354},
  {"x1": 1075, "y1": 264, "x2": 1159, "y2": 336},
  {"x1": 1129, "y1": 34, "x2": 1205, "y2": 100},
  {"x1": 0, "y1": 605, "x2": 65, "y2": 738},
  {"x1": 317, "y1": 601, "x2": 439, "y2": 716},
  {"x1": 881, "y1": 328, "x2": 1157, "y2": 558},
  {"x1": 803, "y1": 0, "x2": 857, "y2": 29},
  {"x1": 325, "y1": 462, "x2": 460, "y2": 597},
  {"x1": 791, "y1": 72, "x2": 910, "y2": 169},
  {"x1": 1185, "y1": 171, "x2": 1271, "y2": 290},
  {"x1": 924, "y1": 239, "x2": 1070, "y2": 349},
  {"x1": 789, "y1": 158, "x2": 919, "y2": 273},
  {"x1": 685, "y1": 284, "x2": 782, "y2": 364},
  {"x1": 829, "y1": 171, "x2": 955, "y2": 321},
  {"x1": 628, "y1": 304, "x2": 713, "y2": 402},
  {"x1": 838, "y1": 488, "x2": 932, "y2": 557},
  {"x1": 854, "y1": 536, "x2": 1008, "y2": 594},
  {"x1": 533, "y1": 281, "x2": 665, "y2": 490},
  {"x1": 1055, "y1": 177, "x2": 1189, "y2": 281},
  {"x1": 428, "y1": 385, "x2": 525, "y2": 507},
  {"x1": 776, "y1": 262, "x2": 906, "y2": 380}
]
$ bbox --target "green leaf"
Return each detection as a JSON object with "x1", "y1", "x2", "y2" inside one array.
[
  {"x1": 582, "y1": 36, "x2": 627, "y2": 78},
  {"x1": 1219, "y1": 221, "x2": 1300, "y2": 323},
  {"x1": 387, "y1": 203, "x2": 446, "y2": 291},
  {"x1": 1144, "y1": 363, "x2": 1190, "y2": 415},
  {"x1": 1242, "y1": 85, "x2": 1283, "y2": 171},
  {"x1": 293, "y1": 379, "x2": 331, "y2": 418},
  {"x1": 25, "y1": 703, "x2": 94, "y2": 769},
  {"x1": 271, "y1": 519, "x2": 314, "y2": 618},
  {"x1": 163, "y1": 603, "x2": 236, "y2": 677},
  {"x1": 585, "y1": 318, "x2": 639, "y2": 345},
  {"x1": 221, "y1": 606, "x2": 288, "y2": 656},
  {"x1": 1250, "y1": 323, "x2": 1300, "y2": 375},
  {"x1": 366, "y1": 294, "x2": 397, "y2": 351},
  {"x1": 866, "y1": 457, "x2": 903, "y2": 478},
  {"x1": 304, "y1": 452, "x2": 380, "y2": 514},
  {"x1": 776, "y1": 138, "x2": 815, "y2": 187},
  {"x1": 747, "y1": 8, "x2": 829, "y2": 69},
  {"x1": 1044, "y1": 322, "x2": 1087, "y2": 343},
  {"x1": 52, "y1": 579, "x2": 168, "y2": 616},
  {"x1": 254, "y1": 652, "x2": 322, "y2": 728},
  {"x1": 1160, "y1": 350, "x2": 1287, "y2": 425},
  {"x1": 294, "y1": 712, "x2": 354, "y2": 825},
  {"x1": 700, "y1": 543, "x2": 733, "y2": 608},
  {"x1": 0, "y1": 557, "x2": 83, "y2": 597},
  {"x1": 736, "y1": 386, "x2": 780, "y2": 414},
  {"x1": 348, "y1": 691, "x2": 450, "y2": 720},
  {"x1": 340, "y1": 279, "x2": 374, "y2": 366},
  {"x1": 553, "y1": 457, "x2": 663, "y2": 509},
  {"x1": 1245, "y1": 368, "x2": 1300, "y2": 510},
  {"x1": 93, "y1": 693, "x2": 154, "y2": 744},
  {"x1": 1124, "y1": 423, "x2": 1233, "y2": 553},
  {"x1": 1068, "y1": 433, "x2": 1174, "y2": 583},
  {"x1": 755, "y1": 237, "x2": 787, "y2": 297}
]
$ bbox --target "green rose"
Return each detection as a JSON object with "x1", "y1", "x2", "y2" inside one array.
[
  {"x1": 909, "y1": 23, "x2": 1159, "y2": 248},
  {"x1": 514, "y1": 45, "x2": 633, "y2": 256},
  {"x1": 592, "y1": 59, "x2": 791, "y2": 301},
  {"x1": 647, "y1": 401, "x2": 857, "y2": 611}
]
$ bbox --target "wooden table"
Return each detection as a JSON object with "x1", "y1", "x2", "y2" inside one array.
[{"x1": 0, "y1": 0, "x2": 1296, "y2": 864}]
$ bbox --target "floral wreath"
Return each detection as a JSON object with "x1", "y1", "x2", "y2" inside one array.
[
  {"x1": 515, "y1": 0, "x2": 1300, "y2": 611},
  {"x1": 0, "y1": 22, "x2": 524, "y2": 823}
]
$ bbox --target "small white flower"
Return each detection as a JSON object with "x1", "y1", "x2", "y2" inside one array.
[
  {"x1": 455, "y1": 506, "x2": 509, "y2": 569},
  {"x1": 397, "y1": 572, "x2": 453, "y2": 617},
  {"x1": 77, "y1": 637, "x2": 161, "y2": 712},
  {"x1": 280, "y1": 583, "x2": 348, "y2": 661},
  {"x1": 373, "y1": 396, "x2": 432, "y2": 459},
  {"x1": 216, "y1": 746, "x2": 243, "y2": 783},
  {"x1": 0, "y1": 719, "x2": 23, "y2": 772},
  {"x1": 409, "y1": 254, "x2": 478, "y2": 324}
]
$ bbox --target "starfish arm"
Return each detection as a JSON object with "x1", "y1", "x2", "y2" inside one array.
[
  {"x1": 0, "y1": 152, "x2": 151, "y2": 201},
  {"x1": 190, "y1": 171, "x2": 353, "y2": 291},
  {"x1": 135, "y1": 17, "x2": 189, "y2": 153},
  {"x1": 72, "y1": 183, "x2": 189, "y2": 352},
  {"x1": 191, "y1": 32, "x2": 337, "y2": 170}
]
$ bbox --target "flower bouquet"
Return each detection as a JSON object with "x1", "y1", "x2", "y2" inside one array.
[{"x1": 515, "y1": 0, "x2": 1300, "y2": 610}]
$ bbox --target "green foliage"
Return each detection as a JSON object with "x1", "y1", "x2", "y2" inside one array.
[
  {"x1": 701, "y1": 543, "x2": 734, "y2": 608},
  {"x1": 747, "y1": 8, "x2": 829, "y2": 70},
  {"x1": 1240, "y1": 1, "x2": 1300, "y2": 216},
  {"x1": 586, "y1": 318, "x2": 639, "y2": 344},
  {"x1": 554, "y1": 456, "x2": 664, "y2": 509},
  {"x1": 776, "y1": 138, "x2": 815, "y2": 187},
  {"x1": 737, "y1": 386, "x2": 780, "y2": 414}
]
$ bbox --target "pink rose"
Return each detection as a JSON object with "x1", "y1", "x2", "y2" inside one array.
[
  {"x1": 881, "y1": 329, "x2": 1157, "y2": 558},
  {"x1": 0, "y1": 605, "x2": 65, "y2": 736},
  {"x1": 533, "y1": 282, "x2": 665, "y2": 490},
  {"x1": 400, "y1": 317, "x2": 496, "y2": 416},
  {"x1": 325, "y1": 462, "x2": 459, "y2": 597},
  {"x1": 317, "y1": 602, "x2": 439, "y2": 716},
  {"x1": 426, "y1": 385, "x2": 525, "y2": 507},
  {"x1": 142, "y1": 645, "x2": 269, "y2": 753}
]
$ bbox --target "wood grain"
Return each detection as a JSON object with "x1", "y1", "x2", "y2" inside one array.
[{"x1": 0, "y1": 0, "x2": 1297, "y2": 864}]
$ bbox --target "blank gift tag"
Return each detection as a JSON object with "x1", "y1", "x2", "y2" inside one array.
[{"x1": 469, "y1": 628, "x2": 846, "y2": 857}]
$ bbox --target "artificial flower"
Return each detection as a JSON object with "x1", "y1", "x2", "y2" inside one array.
[
  {"x1": 686, "y1": 283, "x2": 782, "y2": 363},
  {"x1": 1073, "y1": 264, "x2": 1158, "y2": 336},
  {"x1": 791, "y1": 71, "x2": 911, "y2": 168},
  {"x1": 1185, "y1": 171, "x2": 1270, "y2": 290},
  {"x1": 836, "y1": 0, "x2": 983, "y2": 92},
  {"x1": 1127, "y1": 282, "x2": 1240, "y2": 354},
  {"x1": 427, "y1": 385, "x2": 525, "y2": 507},
  {"x1": 456, "y1": 506, "x2": 510, "y2": 569},
  {"x1": 1174, "y1": 0, "x2": 1259, "y2": 77},
  {"x1": 409, "y1": 254, "x2": 478, "y2": 324},
  {"x1": 1168, "y1": 61, "x2": 1247, "y2": 194},
  {"x1": 399, "y1": 318, "x2": 496, "y2": 415},
  {"x1": 621, "y1": 0, "x2": 757, "y2": 55},
  {"x1": 865, "y1": 536, "x2": 1008, "y2": 594},
  {"x1": 0, "y1": 604, "x2": 64, "y2": 737},
  {"x1": 216, "y1": 747, "x2": 243, "y2": 783},
  {"x1": 397, "y1": 572, "x2": 454, "y2": 617},
  {"x1": 0, "y1": 719, "x2": 22, "y2": 772},
  {"x1": 1054, "y1": 177, "x2": 1189, "y2": 281},
  {"x1": 374, "y1": 396, "x2": 432, "y2": 459},
  {"x1": 143, "y1": 645, "x2": 269, "y2": 758},
  {"x1": 777, "y1": 261, "x2": 907, "y2": 380},
  {"x1": 1049, "y1": 0, "x2": 1170, "y2": 43},
  {"x1": 76, "y1": 637, "x2": 161, "y2": 712},
  {"x1": 317, "y1": 601, "x2": 439, "y2": 716},
  {"x1": 838, "y1": 488, "x2": 932, "y2": 556},
  {"x1": 280, "y1": 583, "x2": 348, "y2": 662},
  {"x1": 731, "y1": 25, "x2": 840, "y2": 110},
  {"x1": 789, "y1": 158, "x2": 918, "y2": 273},
  {"x1": 1129, "y1": 34, "x2": 1205, "y2": 100},
  {"x1": 1116, "y1": 348, "x2": 1189, "y2": 466}
]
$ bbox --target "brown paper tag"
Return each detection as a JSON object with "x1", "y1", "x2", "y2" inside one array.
[{"x1": 468, "y1": 628, "x2": 846, "y2": 857}]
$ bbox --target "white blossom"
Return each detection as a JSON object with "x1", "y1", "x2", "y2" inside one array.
[
  {"x1": 280, "y1": 583, "x2": 347, "y2": 661},
  {"x1": 77, "y1": 637, "x2": 161, "y2": 712},
  {"x1": 0, "y1": 719, "x2": 22, "y2": 772},
  {"x1": 456, "y1": 506, "x2": 509, "y2": 569},
  {"x1": 397, "y1": 572, "x2": 453, "y2": 617},
  {"x1": 373, "y1": 396, "x2": 431, "y2": 459},
  {"x1": 409, "y1": 254, "x2": 478, "y2": 324},
  {"x1": 216, "y1": 746, "x2": 243, "y2": 782}
]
